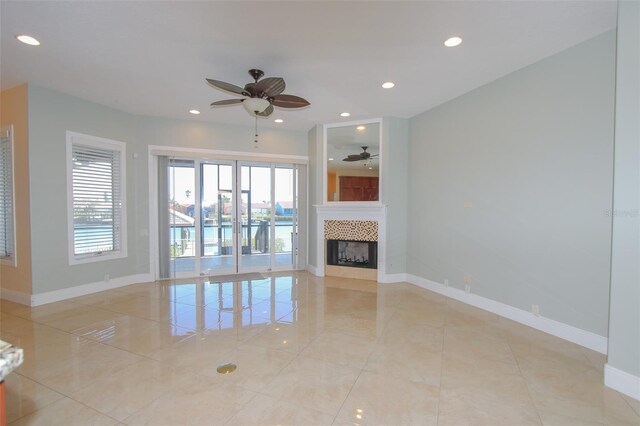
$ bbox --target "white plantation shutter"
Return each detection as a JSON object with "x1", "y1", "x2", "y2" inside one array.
[
  {"x1": 68, "y1": 132, "x2": 126, "y2": 263},
  {"x1": 0, "y1": 127, "x2": 14, "y2": 261}
]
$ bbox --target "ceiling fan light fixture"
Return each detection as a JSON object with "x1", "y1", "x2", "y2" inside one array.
[
  {"x1": 242, "y1": 97, "x2": 270, "y2": 114},
  {"x1": 207, "y1": 69, "x2": 309, "y2": 120}
]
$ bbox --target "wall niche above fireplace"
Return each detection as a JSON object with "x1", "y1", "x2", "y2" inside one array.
[
  {"x1": 327, "y1": 239, "x2": 377, "y2": 269},
  {"x1": 324, "y1": 119, "x2": 382, "y2": 203}
]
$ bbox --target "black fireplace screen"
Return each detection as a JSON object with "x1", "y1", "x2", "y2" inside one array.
[{"x1": 326, "y1": 239, "x2": 377, "y2": 269}]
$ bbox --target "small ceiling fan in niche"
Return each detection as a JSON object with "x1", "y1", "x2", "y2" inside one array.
[
  {"x1": 206, "y1": 69, "x2": 310, "y2": 145},
  {"x1": 342, "y1": 146, "x2": 379, "y2": 162}
]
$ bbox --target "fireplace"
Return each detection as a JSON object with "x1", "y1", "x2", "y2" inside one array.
[
  {"x1": 317, "y1": 213, "x2": 383, "y2": 280},
  {"x1": 326, "y1": 239, "x2": 377, "y2": 269}
]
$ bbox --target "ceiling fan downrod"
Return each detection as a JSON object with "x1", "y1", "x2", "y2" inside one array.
[{"x1": 248, "y1": 69, "x2": 264, "y2": 82}]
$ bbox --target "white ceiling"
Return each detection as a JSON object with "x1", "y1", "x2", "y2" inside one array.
[{"x1": 1, "y1": 1, "x2": 617, "y2": 131}]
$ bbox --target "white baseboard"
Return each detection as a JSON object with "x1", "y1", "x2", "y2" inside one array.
[
  {"x1": 405, "y1": 274, "x2": 608, "y2": 354},
  {"x1": 29, "y1": 273, "x2": 154, "y2": 306},
  {"x1": 605, "y1": 364, "x2": 640, "y2": 400},
  {"x1": 378, "y1": 272, "x2": 407, "y2": 283},
  {"x1": 306, "y1": 264, "x2": 323, "y2": 277},
  {"x1": 0, "y1": 288, "x2": 32, "y2": 306}
]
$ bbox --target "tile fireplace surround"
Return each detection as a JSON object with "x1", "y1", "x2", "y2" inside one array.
[{"x1": 314, "y1": 205, "x2": 386, "y2": 280}]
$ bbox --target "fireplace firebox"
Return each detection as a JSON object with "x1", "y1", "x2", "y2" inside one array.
[{"x1": 326, "y1": 239, "x2": 377, "y2": 269}]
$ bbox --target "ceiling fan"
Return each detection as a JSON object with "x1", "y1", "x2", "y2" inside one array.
[
  {"x1": 343, "y1": 146, "x2": 379, "y2": 162},
  {"x1": 206, "y1": 69, "x2": 310, "y2": 117}
]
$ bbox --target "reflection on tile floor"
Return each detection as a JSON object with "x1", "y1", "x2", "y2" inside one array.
[{"x1": 1, "y1": 272, "x2": 638, "y2": 425}]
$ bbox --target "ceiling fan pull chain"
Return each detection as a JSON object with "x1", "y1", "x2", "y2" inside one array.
[{"x1": 254, "y1": 115, "x2": 259, "y2": 147}]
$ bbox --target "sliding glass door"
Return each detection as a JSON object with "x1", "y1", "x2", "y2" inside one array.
[
  {"x1": 200, "y1": 162, "x2": 236, "y2": 274},
  {"x1": 237, "y1": 163, "x2": 298, "y2": 272},
  {"x1": 160, "y1": 157, "x2": 299, "y2": 279}
]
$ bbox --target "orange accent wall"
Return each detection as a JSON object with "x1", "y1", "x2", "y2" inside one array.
[
  {"x1": 327, "y1": 172, "x2": 337, "y2": 201},
  {"x1": 0, "y1": 84, "x2": 32, "y2": 298}
]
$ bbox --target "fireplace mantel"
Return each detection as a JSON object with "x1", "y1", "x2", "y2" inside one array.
[
  {"x1": 313, "y1": 204, "x2": 387, "y2": 280},
  {"x1": 315, "y1": 204, "x2": 386, "y2": 220}
]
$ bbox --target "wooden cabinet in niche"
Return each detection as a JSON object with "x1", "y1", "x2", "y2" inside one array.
[{"x1": 339, "y1": 176, "x2": 379, "y2": 201}]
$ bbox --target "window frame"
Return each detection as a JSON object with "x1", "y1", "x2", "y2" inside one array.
[
  {"x1": 0, "y1": 125, "x2": 17, "y2": 267},
  {"x1": 66, "y1": 131, "x2": 127, "y2": 265}
]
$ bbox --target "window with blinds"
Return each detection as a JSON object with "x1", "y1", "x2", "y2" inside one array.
[
  {"x1": 0, "y1": 126, "x2": 15, "y2": 265},
  {"x1": 67, "y1": 132, "x2": 126, "y2": 264}
]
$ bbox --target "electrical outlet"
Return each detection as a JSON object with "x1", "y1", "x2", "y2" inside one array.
[
  {"x1": 465, "y1": 284, "x2": 471, "y2": 293},
  {"x1": 104, "y1": 274, "x2": 110, "y2": 282},
  {"x1": 444, "y1": 279, "x2": 449, "y2": 287},
  {"x1": 464, "y1": 273, "x2": 472, "y2": 284},
  {"x1": 464, "y1": 201, "x2": 473, "y2": 208},
  {"x1": 532, "y1": 304, "x2": 540, "y2": 316}
]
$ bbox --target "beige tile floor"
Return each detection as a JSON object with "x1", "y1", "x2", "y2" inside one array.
[{"x1": 1, "y1": 272, "x2": 639, "y2": 425}]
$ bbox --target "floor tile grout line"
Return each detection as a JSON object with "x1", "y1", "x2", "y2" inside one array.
[
  {"x1": 506, "y1": 338, "x2": 545, "y2": 426},
  {"x1": 435, "y1": 313, "x2": 446, "y2": 426},
  {"x1": 331, "y1": 364, "x2": 366, "y2": 425},
  {"x1": 9, "y1": 351, "x2": 123, "y2": 425},
  {"x1": 257, "y1": 343, "x2": 352, "y2": 420},
  {"x1": 5, "y1": 372, "x2": 66, "y2": 425},
  {"x1": 621, "y1": 396, "x2": 640, "y2": 418},
  {"x1": 329, "y1": 294, "x2": 394, "y2": 425}
]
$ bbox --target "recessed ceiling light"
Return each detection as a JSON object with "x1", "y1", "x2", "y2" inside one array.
[
  {"x1": 356, "y1": 126, "x2": 365, "y2": 131},
  {"x1": 368, "y1": 167, "x2": 373, "y2": 170},
  {"x1": 274, "y1": 119, "x2": 284, "y2": 123},
  {"x1": 382, "y1": 82, "x2": 395, "y2": 89},
  {"x1": 340, "y1": 112, "x2": 350, "y2": 117},
  {"x1": 328, "y1": 158, "x2": 334, "y2": 161},
  {"x1": 189, "y1": 109, "x2": 200, "y2": 115},
  {"x1": 16, "y1": 34, "x2": 40, "y2": 46},
  {"x1": 444, "y1": 36, "x2": 463, "y2": 47}
]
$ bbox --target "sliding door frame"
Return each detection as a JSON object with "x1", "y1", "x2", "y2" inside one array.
[{"x1": 148, "y1": 145, "x2": 308, "y2": 281}]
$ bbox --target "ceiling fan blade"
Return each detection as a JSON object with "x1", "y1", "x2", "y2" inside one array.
[
  {"x1": 254, "y1": 77, "x2": 286, "y2": 97},
  {"x1": 257, "y1": 104, "x2": 274, "y2": 117},
  {"x1": 210, "y1": 99, "x2": 244, "y2": 106},
  {"x1": 271, "y1": 94, "x2": 310, "y2": 108},
  {"x1": 206, "y1": 78, "x2": 248, "y2": 96},
  {"x1": 370, "y1": 154, "x2": 380, "y2": 158},
  {"x1": 343, "y1": 157, "x2": 361, "y2": 162}
]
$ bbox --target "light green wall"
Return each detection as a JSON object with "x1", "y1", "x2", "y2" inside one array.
[
  {"x1": 28, "y1": 85, "x2": 139, "y2": 294},
  {"x1": 136, "y1": 116, "x2": 307, "y2": 156},
  {"x1": 607, "y1": 1, "x2": 640, "y2": 377},
  {"x1": 381, "y1": 117, "x2": 409, "y2": 274},
  {"x1": 27, "y1": 85, "x2": 307, "y2": 294},
  {"x1": 407, "y1": 31, "x2": 616, "y2": 336}
]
